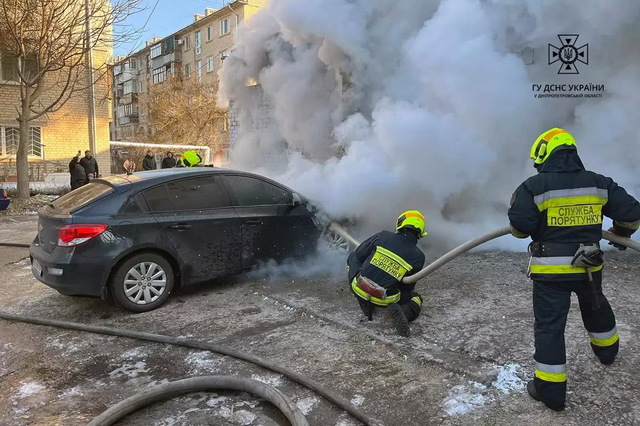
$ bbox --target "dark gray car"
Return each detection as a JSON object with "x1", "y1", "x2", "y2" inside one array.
[{"x1": 30, "y1": 168, "x2": 326, "y2": 312}]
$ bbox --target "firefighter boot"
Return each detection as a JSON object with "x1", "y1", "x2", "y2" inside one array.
[
  {"x1": 387, "y1": 303, "x2": 410, "y2": 337},
  {"x1": 527, "y1": 380, "x2": 565, "y2": 411}
]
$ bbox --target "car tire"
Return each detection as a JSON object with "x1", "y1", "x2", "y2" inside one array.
[{"x1": 111, "y1": 253, "x2": 174, "y2": 313}]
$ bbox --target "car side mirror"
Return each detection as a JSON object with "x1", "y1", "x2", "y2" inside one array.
[{"x1": 292, "y1": 193, "x2": 302, "y2": 206}]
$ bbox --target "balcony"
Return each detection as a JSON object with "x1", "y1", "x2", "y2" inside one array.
[
  {"x1": 151, "y1": 50, "x2": 182, "y2": 70},
  {"x1": 118, "y1": 92, "x2": 139, "y2": 105},
  {"x1": 116, "y1": 68, "x2": 140, "y2": 84},
  {"x1": 116, "y1": 114, "x2": 140, "y2": 126}
]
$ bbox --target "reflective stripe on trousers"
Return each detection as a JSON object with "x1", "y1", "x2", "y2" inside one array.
[
  {"x1": 535, "y1": 362, "x2": 566, "y2": 383},
  {"x1": 589, "y1": 327, "x2": 619, "y2": 347},
  {"x1": 350, "y1": 278, "x2": 400, "y2": 306},
  {"x1": 529, "y1": 256, "x2": 604, "y2": 275}
]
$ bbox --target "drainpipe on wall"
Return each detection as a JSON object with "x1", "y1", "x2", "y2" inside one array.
[{"x1": 226, "y1": 3, "x2": 240, "y2": 45}]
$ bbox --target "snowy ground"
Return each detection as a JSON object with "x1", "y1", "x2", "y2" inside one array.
[{"x1": 1, "y1": 215, "x2": 639, "y2": 425}]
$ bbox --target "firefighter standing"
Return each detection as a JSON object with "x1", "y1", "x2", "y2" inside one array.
[
  {"x1": 508, "y1": 128, "x2": 640, "y2": 411},
  {"x1": 347, "y1": 211, "x2": 426, "y2": 337}
]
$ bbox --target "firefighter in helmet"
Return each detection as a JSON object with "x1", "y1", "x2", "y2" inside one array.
[
  {"x1": 347, "y1": 210, "x2": 426, "y2": 336},
  {"x1": 181, "y1": 151, "x2": 203, "y2": 167},
  {"x1": 508, "y1": 128, "x2": 640, "y2": 411}
]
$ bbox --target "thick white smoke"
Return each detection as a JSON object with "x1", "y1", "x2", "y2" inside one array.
[{"x1": 219, "y1": 0, "x2": 640, "y2": 254}]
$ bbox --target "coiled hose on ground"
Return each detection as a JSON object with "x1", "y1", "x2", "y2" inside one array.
[{"x1": 86, "y1": 376, "x2": 309, "y2": 426}]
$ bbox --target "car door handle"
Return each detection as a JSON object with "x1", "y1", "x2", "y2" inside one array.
[
  {"x1": 245, "y1": 220, "x2": 263, "y2": 225},
  {"x1": 169, "y1": 223, "x2": 192, "y2": 231}
]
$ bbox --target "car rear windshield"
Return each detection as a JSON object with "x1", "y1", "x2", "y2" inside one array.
[{"x1": 52, "y1": 182, "x2": 114, "y2": 212}]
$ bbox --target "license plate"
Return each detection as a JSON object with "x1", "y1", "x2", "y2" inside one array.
[{"x1": 32, "y1": 259, "x2": 43, "y2": 277}]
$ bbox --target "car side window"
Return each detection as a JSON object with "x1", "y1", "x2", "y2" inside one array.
[
  {"x1": 223, "y1": 175, "x2": 290, "y2": 206},
  {"x1": 143, "y1": 185, "x2": 173, "y2": 212},
  {"x1": 166, "y1": 176, "x2": 230, "y2": 211}
]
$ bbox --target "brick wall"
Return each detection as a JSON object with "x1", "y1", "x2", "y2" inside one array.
[{"x1": 0, "y1": 48, "x2": 112, "y2": 181}]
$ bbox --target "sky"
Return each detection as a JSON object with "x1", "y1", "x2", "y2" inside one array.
[{"x1": 114, "y1": 0, "x2": 233, "y2": 57}]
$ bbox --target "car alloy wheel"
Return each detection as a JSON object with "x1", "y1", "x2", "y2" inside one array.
[
  {"x1": 123, "y1": 261, "x2": 167, "y2": 305},
  {"x1": 323, "y1": 227, "x2": 352, "y2": 253}
]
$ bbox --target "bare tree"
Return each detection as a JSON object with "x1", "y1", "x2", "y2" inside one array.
[
  {"x1": 0, "y1": 0, "x2": 143, "y2": 198},
  {"x1": 146, "y1": 74, "x2": 229, "y2": 152}
]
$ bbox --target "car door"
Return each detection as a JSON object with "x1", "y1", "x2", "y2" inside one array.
[
  {"x1": 142, "y1": 175, "x2": 241, "y2": 283},
  {"x1": 220, "y1": 174, "x2": 316, "y2": 268}
]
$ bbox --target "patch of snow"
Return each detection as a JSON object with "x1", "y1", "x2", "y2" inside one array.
[
  {"x1": 492, "y1": 363, "x2": 526, "y2": 394},
  {"x1": 18, "y1": 381, "x2": 45, "y2": 398},
  {"x1": 206, "y1": 396, "x2": 227, "y2": 407},
  {"x1": 218, "y1": 406, "x2": 257, "y2": 425},
  {"x1": 335, "y1": 418, "x2": 360, "y2": 426},
  {"x1": 185, "y1": 351, "x2": 221, "y2": 372},
  {"x1": 59, "y1": 386, "x2": 83, "y2": 398},
  {"x1": 296, "y1": 396, "x2": 319, "y2": 415},
  {"x1": 350, "y1": 394, "x2": 365, "y2": 406},
  {"x1": 46, "y1": 336, "x2": 82, "y2": 353},
  {"x1": 155, "y1": 415, "x2": 186, "y2": 426},
  {"x1": 235, "y1": 400, "x2": 258, "y2": 409},
  {"x1": 250, "y1": 374, "x2": 282, "y2": 387},
  {"x1": 120, "y1": 347, "x2": 147, "y2": 359},
  {"x1": 442, "y1": 384, "x2": 486, "y2": 416},
  {"x1": 147, "y1": 378, "x2": 170, "y2": 388},
  {"x1": 108, "y1": 361, "x2": 150, "y2": 379}
]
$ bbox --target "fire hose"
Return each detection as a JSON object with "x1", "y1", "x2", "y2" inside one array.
[
  {"x1": 327, "y1": 223, "x2": 640, "y2": 284},
  {"x1": 86, "y1": 376, "x2": 309, "y2": 426}
]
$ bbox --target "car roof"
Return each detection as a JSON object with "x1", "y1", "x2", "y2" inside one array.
[{"x1": 96, "y1": 167, "x2": 299, "y2": 194}]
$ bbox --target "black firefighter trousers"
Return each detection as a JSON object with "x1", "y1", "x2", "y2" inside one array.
[{"x1": 532, "y1": 270, "x2": 619, "y2": 407}]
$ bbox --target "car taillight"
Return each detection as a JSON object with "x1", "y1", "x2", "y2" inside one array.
[{"x1": 57, "y1": 224, "x2": 108, "y2": 247}]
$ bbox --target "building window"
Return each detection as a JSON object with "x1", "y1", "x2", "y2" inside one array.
[
  {"x1": 195, "y1": 31, "x2": 202, "y2": 55},
  {"x1": 196, "y1": 60, "x2": 202, "y2": 81},
  {"x1": 150, "y1": 43, "x2": 162, "y2": 59},
  {"x1": 152, "y1": 67, "x2": 166, "y2": 84},
  {"x1": 0, "y1": 52, "x2": 19, "y2": 82},
  {"x1": 220, "y1": 18, "x2": 230, "y2": 36},
  {"x1": 184, "y1": 63, "x2": 191, "y2": 79},
  {"x1": 184, "y1": 35, "x2": 191, "y2": 50},
  {"x1": 1, "y1": 126, "x2": 42, "y2": 158},
  {"x1": 207, "y1": 26, "x2": 212, "y2": 41},
  {"x1": 29, "y1": 127, "x2": 42, "y2": 157},
  {"x1": 207, "y1": 57, "x2": 214, "y2": 72},
  {"x1": 123, "y1": 80, "x2": 133, "y2": 94}
]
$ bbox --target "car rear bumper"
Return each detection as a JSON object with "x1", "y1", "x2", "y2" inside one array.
[{"x1": 29, "y1": 241, "x2": 110, "y2": 297}]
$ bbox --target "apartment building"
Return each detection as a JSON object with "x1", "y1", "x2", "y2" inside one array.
[{"x1": 110, "y1": 0, "x2": 266, "y2": 151}]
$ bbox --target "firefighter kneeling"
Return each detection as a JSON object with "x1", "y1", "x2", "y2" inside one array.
[{"x1": 347, "y1": 211, "x2": 427, "y2": 337}]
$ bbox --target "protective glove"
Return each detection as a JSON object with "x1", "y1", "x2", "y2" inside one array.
[{"x1": 607, "y1": 227, "x2": 627, "y2": 251}]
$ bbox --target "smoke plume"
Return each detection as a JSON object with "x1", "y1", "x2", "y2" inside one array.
[{"x1": 219, "y1": 0, "x2": 640, "y2": 254}]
